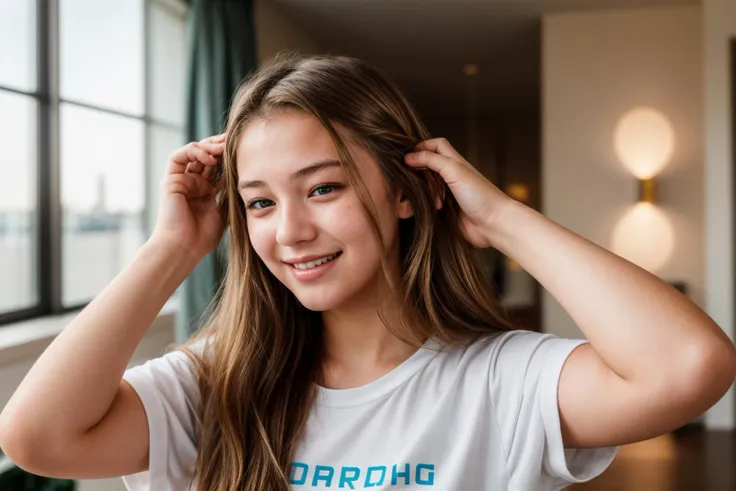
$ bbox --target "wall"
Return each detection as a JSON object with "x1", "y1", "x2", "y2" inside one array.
[
  {"x1": 254, "y1": 0, "x2": 322, "y2": 64},
  {"x1": 704, "y1": 0, "x2": 736, "y2": 430},
  {"x1": 542, "y1": 7, "x2": 704, "y2": 342}
]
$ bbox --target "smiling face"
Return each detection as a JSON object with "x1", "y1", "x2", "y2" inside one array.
[{"x1": 235, "y1": 110, "x2": 413, "y2": 312}]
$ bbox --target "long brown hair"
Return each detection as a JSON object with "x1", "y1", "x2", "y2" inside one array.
[{"x1": 178, "y1": 52, "x2": 514, "y2": 490}]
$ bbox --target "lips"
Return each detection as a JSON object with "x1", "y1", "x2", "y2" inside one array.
[
  {"x1": 283, "y1": 251, "x2": 342, "y2": 268},
  {"x1": 290, "y1": 251, "x2": 341, "y2": 270},
  {"x1": 286, "y1": 251, "x2": 343, "y2": 281}
]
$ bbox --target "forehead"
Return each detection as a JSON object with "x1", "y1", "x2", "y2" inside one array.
[{"x1": 236, "y1": 111, "x2": 338, "y2": 177}]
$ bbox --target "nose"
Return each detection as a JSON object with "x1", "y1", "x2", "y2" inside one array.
[{"x1": 275, "y1": 202, "x2": 317, "y2": 246}]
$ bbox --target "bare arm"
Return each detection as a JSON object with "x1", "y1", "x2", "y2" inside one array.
[
  {"x1": 493, "y1": 201, "x2": 736, "y2": 447},
  {"x1": 406, "y1": 137, "x2": 736, "y2": 449},
  {"x1": 0, "y1": 240, "x2": 197, "y2": 477},
  {"x1": 0, "y1": 134, "x2": 225, "y2": 478}
]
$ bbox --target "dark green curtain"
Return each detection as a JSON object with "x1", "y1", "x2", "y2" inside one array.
[{"x1": 176, "y1": 0, "x2": 257, "y2": 343}]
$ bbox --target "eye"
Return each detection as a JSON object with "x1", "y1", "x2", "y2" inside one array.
[
  {"x1": 310, "y1": 184, "x2": 343, "y2": 197},
  {"x1": 246, "y1": 199, "x2": 274, "y2": 210}
]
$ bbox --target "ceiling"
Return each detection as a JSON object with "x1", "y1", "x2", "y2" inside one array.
[{"x1": 270, "y1": 0, "x2": 698, "y2": 119}]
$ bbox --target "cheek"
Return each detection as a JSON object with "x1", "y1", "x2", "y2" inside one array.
[
  {"x1": 323, "y1": 201, "x2": 371, "y2": 244},
  {"x1": 246, "y1": 219, "x2": 276, "y2": 261},
  {"x1": 322, "y1": 199, "x2": 394, "y2": 261}
]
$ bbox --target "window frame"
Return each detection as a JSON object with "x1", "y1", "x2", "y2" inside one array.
[{"x1": 0, "y1": 0, "x2": 187, "y2": 326}]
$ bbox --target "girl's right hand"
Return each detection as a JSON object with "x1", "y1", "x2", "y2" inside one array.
[{"x1": 149, "y1": 133, "x2": 227, "y2": 263}]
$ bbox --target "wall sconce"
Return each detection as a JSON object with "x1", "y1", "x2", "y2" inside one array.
[
  {"x1": 614, "y1": 107, "x2": 674, "y2": 202},
  {"x1": 611, "y1": 107, "x2": 675, "y2": 273},
  {"x1": 638, "y1": 178, "x2": 655, "y2": 203}
]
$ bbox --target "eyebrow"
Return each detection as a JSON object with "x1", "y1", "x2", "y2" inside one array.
[{"x1": 237, "y1": 159, "x2": 342, "y2": 191}]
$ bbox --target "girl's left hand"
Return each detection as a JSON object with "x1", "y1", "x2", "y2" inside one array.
[{"x1": 405, "y1": 138, "x2": 515, "y2": 249}]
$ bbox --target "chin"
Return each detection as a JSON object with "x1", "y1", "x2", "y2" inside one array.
[{"x1": 293, "y1": 291, "x2": 345, "y2": 312}]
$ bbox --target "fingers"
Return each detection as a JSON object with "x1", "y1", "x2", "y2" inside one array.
[
  {"x1": 406, "y1": 138, "x2": 475, "y2": 189},
  {"x1": 186, "y1": 160, "x2": 210, "y2": 175},
  {"x1": 201, "y1": 164, "x2": 213, "y2": 180},
  {"x1": 201, "y1": 132, "x2": 227, "y2": 144},
  {"x1": 161, "y1": 169, "x2": 217, "y2": 199},
  {"x1": 192, "y1": 134, "x2": 226, "y2": 176},
  {"x1": 167, "y1": 140, "x2": 224, "y2": 175},
  {"x1": 414, "y1": 138, "x2": 465, "y2": 162},
  {"x1": 404, "y1": 150, "x2": 459, "y2": 182}
]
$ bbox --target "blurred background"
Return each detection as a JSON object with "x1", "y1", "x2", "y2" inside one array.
[{"x1": 0, "y1": 0, "x2": 734, "y2": 489}]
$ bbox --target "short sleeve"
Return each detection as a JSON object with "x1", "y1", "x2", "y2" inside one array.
[
  {"x1": 120, "y1": 340, "x2": 207, "y2": 491},
  {"x1": 488, "y1": 330, "x2": 618, "y2": 490}
]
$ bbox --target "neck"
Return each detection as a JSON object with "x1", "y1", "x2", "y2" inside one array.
[
  {"x1": 319, "y1": 286, "x2": 424, "y2": 388},
  {"x1": 321, "y1": 290, "x2": 405, "y2": 358}
]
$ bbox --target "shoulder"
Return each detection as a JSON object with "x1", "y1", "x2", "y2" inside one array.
[
  {"x1": 434, "y1": 329, "x2": 565, "y2": 363},
  {"x1": 122, "y1": 335, "x2": 215, "y2": 409},
  {"x1": 430, "y1": 329, "x2": 588, "y2": 386},
  {"x1": 476, "y1": 329, "x2": 586, "y2": 368}
]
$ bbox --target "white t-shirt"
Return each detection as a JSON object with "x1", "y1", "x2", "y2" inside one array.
[{"x1": 121, "y1": 330, "x2": 618, "y2": 490}]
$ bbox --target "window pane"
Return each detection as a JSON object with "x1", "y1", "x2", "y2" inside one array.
[
  {"x1": 150, "y1": 2, "x2": 186, "y2": 126},
  {"x1": 0, "y1": 91, "x2": 38, "y2": 313},
  {"x1": 148, "y1": 124, "x2": 184, "y2": 238},
  {"x1": 60, "y1": 104, "x2": 145, "y2": 307},
  {"x1": 60, "y1": 0, "x2": 144, "y2": 115},
  {"x1": 0, "y1": 0, "x2": 37, "y2": 92}
]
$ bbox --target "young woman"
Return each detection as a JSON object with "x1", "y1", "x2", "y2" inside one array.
[{"x1": 1, "y1": 54, "x2": 734, "y2": 491}]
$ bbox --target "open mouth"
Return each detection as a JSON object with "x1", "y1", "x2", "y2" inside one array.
[{"x1": 290, "y1": 251, "x2": 343, "y2": 270}]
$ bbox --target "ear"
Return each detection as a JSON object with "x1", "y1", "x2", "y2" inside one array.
[
  {"x1": 433, "y1": 190, "x2": 444, "y2": 210},
  {"x1": 396, "y1": 192, "x2": 415, "y2": 219},
  {"x1": 427, "y1": 171, "x2": 445, "y2": 210}
]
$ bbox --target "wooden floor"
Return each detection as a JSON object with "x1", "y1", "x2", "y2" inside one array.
[{"x1": 571, "y1": 427, "x2": 736, "y2": 491}]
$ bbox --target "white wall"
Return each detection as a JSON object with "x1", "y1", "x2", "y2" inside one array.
[
  {"x1": 704, "y1": 0, "x2": 736, "y2": 430},
  {"x1": 542, "y1": 6, "x2": 704, "y2": 340},
  {"x1": 254, "y1": 0, "x2": 322, "y2": 64}
]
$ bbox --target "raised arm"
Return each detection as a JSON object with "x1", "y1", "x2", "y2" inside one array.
[
  {"x1": 0, "y1": 134, "x2": 226, "y2": 478},
  {"x1": 405, "y1": 137, "x2": 736, "y2": 449}
]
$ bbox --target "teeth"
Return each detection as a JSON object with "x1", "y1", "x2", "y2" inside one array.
[{"x1": 294, "y1": 252, "x2": 339, "y2": 270}]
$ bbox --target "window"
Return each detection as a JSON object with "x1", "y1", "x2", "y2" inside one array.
[
  {"x1": 0, "y1": 0, "x2": 187, "y2": 324},
  {"x1": 0, "y1": 91, "x2": 38, "y2": 314},
  {"x1": 0, "y1": 1, "x2": 37, "y2": 92},
  {"x1": 0, "y1": 1, "x2": 39, "y2": 316}
]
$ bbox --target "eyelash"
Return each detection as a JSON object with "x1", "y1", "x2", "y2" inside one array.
[{"x1": 245, "y1": 183, "x2": 344, "y2": 211}]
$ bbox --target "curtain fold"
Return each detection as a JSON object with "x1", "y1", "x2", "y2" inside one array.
[{"x1": 176, "y1": 0, "x2": 257, "y2": 343}]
